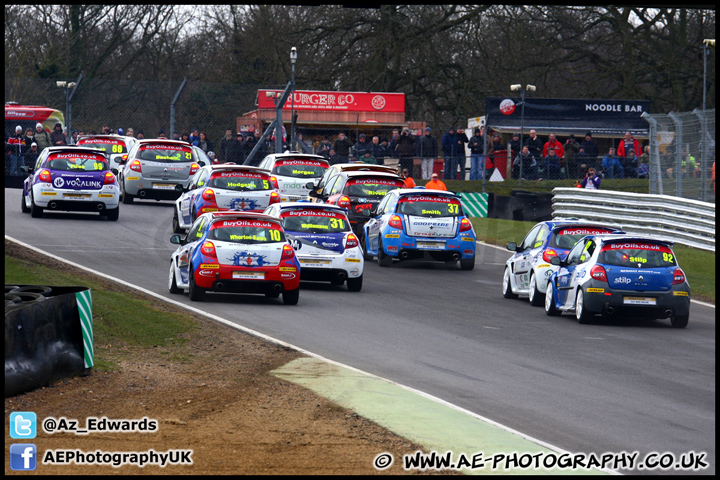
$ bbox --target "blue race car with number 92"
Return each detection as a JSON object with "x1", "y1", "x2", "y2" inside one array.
[{"x1": 544, "y1": 233, "x2": 691, "y2": 328}]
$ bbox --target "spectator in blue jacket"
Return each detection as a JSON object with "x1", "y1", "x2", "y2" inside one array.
[
  {"x1": 442, "y1": 126, "x2": 463, "y2": 180},
  {"x1": 543, "y1": 148, "x2": 562, "y2": 180},
  {"x1": 601, "y1": 147, "x2": 624, "y2": 179}
]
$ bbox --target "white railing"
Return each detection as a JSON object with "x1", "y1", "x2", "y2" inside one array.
[{"x1": 552, "y1": 188, "x2": 715, "y2": 252}]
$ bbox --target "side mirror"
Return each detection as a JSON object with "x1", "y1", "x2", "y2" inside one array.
[
  {"x1": 175, "y1": 184, "x2": 185, "y2": 193},
  {"x1": 111, "y1": 168, "x2": 119, "y2": 175},
  {"x1": 550, "y1": 256, "x2": 561, "y2": 266},
  {"x1": 197, "y1": 160, "x2": 206, "y2": 167},
  {"x1": 20, "y1": 166, "x2": 29, "y2": 174},
  {"x1": 170, "y1": 234, "x2": 185, "y2": 245},
  {"x1": 506, "y1": 242, "x2": 517, "y2": 252},
  {"x1": 305, "y1": 181, "x2": 315, "y2": 189}
]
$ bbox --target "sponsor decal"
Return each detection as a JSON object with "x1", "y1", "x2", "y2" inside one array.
[
  {"x1": 98, "y1": 194, "x2": 115, "y2": 198},
  {"x1": 463, "y1": 249, "x2": 473, "y2": 255},
  {"x1": 385, "y1": 234, "x2": 400, "y2": 238},
  {"x1": 199, "y1": 263, "x2": 219, "y2": 269},
  {"x1": 587, "y1": 288, "x2": 605, "y2": 293},
  {"x1": 400, "y1": 195, "x2": 454, "y2": 203},
  {"x1": 217, "y1": 171, "x2": 265, "y2": 178},
  {"x1": 558, "y1": 228, "x2": 613, "y2": 236},
  {"x1": 41, "y1": 192, "x2": 57, "y2": 196},
  {"x1": 126, "y1": 176, "x2": 139, "y2": 180},
  {"x1": 281, "y1": 273, "x2": 296, "y2": 279},
  {"x1": 281, "y1": 181, "x2": 309, "y2": 190},
  {"x1": 604, "y1": 243, "x2": 665, "y2": 251},
  {"x1": 614, "y1": 277, "x2": 632, "y2": 284},
  {"x1": 139, "y1": 144, "x2": 191, "y2": 152},
  {"x1": 412, "y1": 221, "x2": 450, "y2": 227},
  {"x1": 279, "y1": 267, "x2": 297, "y2": 272},
  {"x1": 345, "y1": 258, "x2": 361, "y2": 263},
  {"x1": 499, "y1": 99, "x2": 516, "y2": 115},
  {"x1": 232, "y1": 251, "x2": 270, "y2": 266},
  {"x1": 50, "y1": 153, "x2": 105, "y2": 161},
  {"x1": 282, "y1": 209, "x2": 345, "y2": 218},
  {"x1": 217, "y1": 220, "x2": 276, "y2": 229},
  {"x1": 347, "y1": 178, "x2": 404, "y2": 186},
  {"x1": 277, "y1": 160, "x2": 327, "y2": 167},
  {"x1": 227, "y1": 198, "x2": 261, "y2": 211},
  {"x1": 198, "y1": 269, "x2": 216, "y2": 277},
  {"x1": 53, "y1": 177, "x2": 102, "y2": 189},
  {"x1": 461, "y1": 237, "x2": 475, "y2": 242},
  {"x1": 673, "y1": 291, "x2": 689, "y2": 296},
  {"x1": 387, "y1": 245, "x2": 398, "y2": 252},
  {"x1": 402, "y1": 242, "x2": 413, "y2": 247},
  {"x1": 536, "y1": 263, "x2": 552, "y2": 268}
]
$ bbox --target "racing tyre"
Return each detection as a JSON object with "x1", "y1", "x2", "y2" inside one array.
[
  {"x1": 362, "y1": 232, "x2": 374, "y2": 261},
  {"x1": 575, "y1": 289, "x2": 592, "y2": 324},
  {"x1": 172, "y1": 209, "x2": 183, "y2": 233},
  {"x1": 122, "y1": 189, "x2": 134, "y2": 204},
  {"x1": 377, "y1": 238, "x2": 393, "y2": 267},
  {"x1": 346, "y1": 275, "x2": 363, "y2": 292},
  {"x1": 502, "y1": 267, "x2": 518, "y2": 299},
  {"x1": 30, "y1": 193, "x2": 44, "y2": 218},
  {"x1": 460, "y1": 256, "x2": 475, "y2": 271},
  {"x1": 188, "y1": 267, "x2": 205, "y2": 301},
  {"x1": 106, "y1": 206, "x2": 119, "y2": 221},
  {"x1": 168, "y1": 261, "x2": 182, "y2": 294},
  {"x1": 670, "y1": 314, "x2": 689, "y2": 329},
  {"x1": 282, "y1": 288, "x2": 299, "y2": 305},
  {"x1": 528, "y1": 273, "x2": 543, "y2": 306},
  {"x1": 545, "y1": 282, "x2": 560, "y2": 316},
  {"x1": 21, "y1": 190, "x2": 30, "y2": 213}
]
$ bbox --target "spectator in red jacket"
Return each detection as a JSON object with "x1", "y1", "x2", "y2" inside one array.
[
  {"x1": 617, "y1": 131, "x2": 642, "y2": 159},
  {"x1": 542, "y1": 133, "x2": 564, "y2": 159}
]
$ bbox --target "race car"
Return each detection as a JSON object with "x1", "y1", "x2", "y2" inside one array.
[
  {"x1": 75, "y1": 134, "x2": 137, "y2": 171},
  {"x1": 310, "y1": 170, "x2": 405, "y2": 246},
  {"x1": 363, "y1": 189, "x2": 476, "y2": 269},
  {"x1": 264, "y1": 202, "x2": 364, "y2": 291},
  {"x1": 256, "y1": 152, "x2": 329, "y2": 202},
  {"x1": 21, "y1": 146, "x2": 120, "y2": 220},
  {"x1": 503, "y1": 219, "x2": 624, "y2": 306},
  {"x1": 116, "y1": 139, "x2": 202, "y2": 204},
  {"x1": 544, "y1": 234, "x2": 691, "y2": 328},
  {"x1": 168, "y1": 211, "x2": 301, "y2": 304},
  {"x1": 173, "y1": 164, "x2": 280, "y2": 233}
]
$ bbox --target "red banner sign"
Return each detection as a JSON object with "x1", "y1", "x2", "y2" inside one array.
[{"x1": 257, "y1": 90, "x2": 405, "y2": 113}]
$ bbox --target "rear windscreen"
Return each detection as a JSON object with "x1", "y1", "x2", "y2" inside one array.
[
  {"x1": 209, "y1": 171, "x2": 273, "y2": 191},
  {"x1": 599, "y1": 242, "x2": 677, "y2": 268},
  {"x1": 344, "y1": 178, "x2": 404, "y2": 197},
  {"x1": 279, "y1": 209, "x2": 350, "y2": 233},
  {"x1": 550, "y1": 227, "x2": 615, "y2": 250},
  {"x1": 138, "y1": 144, "x2": 193, "y2": 162},
  {"x1": 76, "y1": 138, "x2": 127, "y2": 154},
  {"x1": 209, "y1": 219, "x2": 285, "y2": 244},
  {"x1": 273, "y1": 159, "x2": 328, "y2": 178},
  {"x1": 46, "y1": 152, "x2": 108, "y2": 171},
  {"x1": 397, "y1": 195, "x2": 462, "y2": 217}
]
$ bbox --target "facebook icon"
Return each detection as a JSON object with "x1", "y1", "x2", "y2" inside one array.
[{"x1": 10, "y1": 444, "x2": 37, "y2": 470}]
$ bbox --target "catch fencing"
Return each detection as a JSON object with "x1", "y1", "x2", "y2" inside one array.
[
  {"x1": 551, "y1": 187, "x2": 715, "y2": 252},
  {"x1": 642, "y1": 109, "x2": 715, "y2": 202}
]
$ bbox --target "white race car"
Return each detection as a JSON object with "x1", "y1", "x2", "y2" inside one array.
[
  {"x1": 263, "y1": 202, "x2": 364, "y2": 291},
  {"x1": 257, "y1": 152, "x2": 330, "y2": 202}
]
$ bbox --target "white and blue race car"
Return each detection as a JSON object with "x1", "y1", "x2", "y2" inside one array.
[
  {"x1": 264, "y1": 202, "x2": 364, "y2": 291},
  {"x1": 544, "y1": 233, "x2": 691, "y2": 327},
  {"x1": 21, "y1": 146, "x2": 120, "y2": 220}
]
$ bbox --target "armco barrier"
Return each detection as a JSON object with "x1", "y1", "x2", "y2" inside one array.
[
  {"x1": 5, "y1": 285, "x2": 94, "y2": 397},
  {"x1": 551, "y1": 188, "x2": 715, "y2": 252}
]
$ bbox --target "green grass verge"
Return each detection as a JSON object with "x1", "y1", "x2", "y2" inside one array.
[
  {"x1": 469, "y1": 217, "x2": 716, "y2": 303},
  {"x1": 5, "y1": 254, "x2": 197, "y2": 370},
  {"x1": 426, "y1": 178, "x2": 651, "y2": 197}
]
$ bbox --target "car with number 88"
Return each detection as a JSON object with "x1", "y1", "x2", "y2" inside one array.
[{"x1": 544, "y1": 234, "x2": 690, "y2": 327}]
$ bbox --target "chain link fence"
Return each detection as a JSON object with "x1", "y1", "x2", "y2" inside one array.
[{"x1": 643, "y1": 109, "x2": 715, "y2": 203}]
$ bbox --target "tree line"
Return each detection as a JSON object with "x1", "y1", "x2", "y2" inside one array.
[{"x1": 5, "y1": 5, "x2": 715, "y2": 130}]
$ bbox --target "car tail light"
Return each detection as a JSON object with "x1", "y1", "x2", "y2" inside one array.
[
  {"x1": 542, "y1": 249, "x2": 558, "y2": 263},
  {"x1": 269, "y1": 191, "x2": 281, "y2": 204},
  {"x1": 281, "y1": 244, "x2": 295, "y2": 260},
  {"x1": 202, "y1": 189, "x2": 216, "y2": 202},
  {"x1": 345, "y1": 233, "x2": 359, "y2": 249},
  {"x1": 590, "y1": 264, "x2": 607, "y2": 282},
  {"x1": 459, "y1": 217, "x2": 473, "y2": 232},
  {"x1": 38, "y1": 169, "x2": 52, "y2": 183},
  {"x1": 338, "y1": 196, "x2": 351, "y2": 209},
  {"x1": 103, "y1": 171, "x2": 116, "y2": 185},
  {"x1": 200, "y1": 241, "x2": 217, "y2": 258},
  {"x1": 388, "y1": 215, "x2": 402, "y2": 229},
  {"x1": 129, "y1": 160, "x2": 142, "y2": 173},
  {"x1": 190, "y1": 163, "x2": 200, "y2": 175},
  {"x1": 121, "y1": 154, "x2": 128, "y2": 161},
  {"x1": 269, "y1": 176, "x2": 279, "y2": 189},
  {"x1": 672, "y1": 268, "x2": 686, "y2": 285}
]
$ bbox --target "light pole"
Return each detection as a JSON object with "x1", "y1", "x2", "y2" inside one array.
[
  {"x1": 510, "y1": 84, "x2": 536, "y2": 187},
  {"x1": 56, "y1": 80, "x2": 77, "y2": 134},
  {"x1": 290, "y1": 47, "x2": 297, "y2": 151}
]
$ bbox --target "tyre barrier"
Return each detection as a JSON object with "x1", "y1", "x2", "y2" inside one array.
[{"x1": 5, "y1": 285, "x2": 94, "y2": 398}]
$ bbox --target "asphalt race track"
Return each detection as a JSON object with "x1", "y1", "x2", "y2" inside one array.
[{"x1": 5, "y1": 187, "x2": 715, "y2": 475}]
